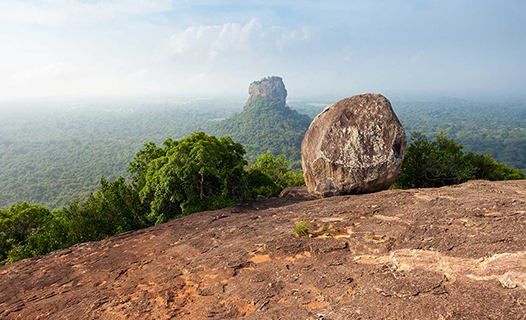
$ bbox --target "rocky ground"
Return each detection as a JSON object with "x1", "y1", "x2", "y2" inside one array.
[{"x1": 2, "y1": 180, "x2": 526, "y2": 319}]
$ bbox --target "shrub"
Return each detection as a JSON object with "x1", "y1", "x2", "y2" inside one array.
[
  {"x1": 293, "y1": 219, "x2": 312, "y2": 237},
  {"x1": 395, "y1": 131, "x2": 525, "y2": 189}
]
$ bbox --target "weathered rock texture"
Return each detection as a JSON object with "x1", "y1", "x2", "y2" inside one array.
[
  {"x1": 2, "y1": 180, "x2": 526, "y2": 319},
  {"x1": 302, "y1": 93, "x2": 406, "y2": 197},
  {"x1": 247, "y1": 76, "x2": 287, "y2": 104}
]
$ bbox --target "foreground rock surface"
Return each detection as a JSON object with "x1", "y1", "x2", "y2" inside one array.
[
  {"x1": 2, "y1": 180, "x2": 526, "y2": 319},
  {"x1": 302, "y1": 93, "x2": 406, "y2": 197}
]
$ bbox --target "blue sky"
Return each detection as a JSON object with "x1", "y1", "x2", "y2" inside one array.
[{"x1": 0, "y1": 0, "x2": 524, "y2": 100}]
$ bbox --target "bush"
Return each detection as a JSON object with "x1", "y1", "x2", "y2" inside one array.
[
  {"x1": 293, "y1": 219, "x2": 312, "y2": 237},
  {"x1": 138, "y1": 132, "x2": 249, "y2": 224},
  {"x1": 396, "y1": 131, "x2": 525, "y2": 189},
  {"x1": 249, "y1": 152, "x2": 305, "y2": 197},
  {"x1": 0, "y1": 203, "x2": 51, "y2": 264}
]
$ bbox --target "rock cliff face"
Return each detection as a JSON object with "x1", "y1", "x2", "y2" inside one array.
[
  {"x1": 2, "y1": 180, "x2": 526, "y2": 319},
  {"x1": 246, "y1": 76, "x2": 287, "y2": 105},
  {"x1": 302, "y1": 93, "x2": 406, "y2": 197}
]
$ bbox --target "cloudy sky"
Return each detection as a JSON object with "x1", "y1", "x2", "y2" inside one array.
[{"x1": 0, "y1": 0, "x2": 525, "y2": 100}]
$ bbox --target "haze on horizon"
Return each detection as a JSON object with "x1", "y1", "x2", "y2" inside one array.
[{"x1": 0, "y1": 0, "x2": 525, "y2": 101}]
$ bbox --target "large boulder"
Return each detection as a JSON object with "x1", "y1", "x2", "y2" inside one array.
[{"x1": 301, "y1": 93, "x2": 406, "y2": 197}]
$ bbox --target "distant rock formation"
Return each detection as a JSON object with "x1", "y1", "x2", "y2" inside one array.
[
  {"x1": 301, "y1": 93, "x2": 406, "y2": 197},
  {"x1": 205, "y1": 76, "x2": 311, "y2": 164},
  {"x1": 247, "y1": 76, "x2": 287, "y2": 105}
]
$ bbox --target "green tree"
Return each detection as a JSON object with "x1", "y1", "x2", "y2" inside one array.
[
  {"x1": 251, "y1": 153, "x2": 289, "y2": 185},
  {"x1": 248, "y1": 152, "x2": 305, "y2": 197},
  {"x1": 396, "y1": 132, "x2": 476, "y2": 188},
  {"x1": 396, "y1": 131, "x2": 525, "y2": 189},
  {"x1": 465, "y1": 152, "x2": 526, "y2": 181},
  {"x1": 0, "y1": 203, "x2": 51, "y2": 264},
  {"x1": 3, "y1": 176, "x2": 152, "y2": 265},
  {"x1": 53, "y1": 176, "x2": 149, "y2": 243},
  {"x1": 128, "y1": 140, "x2": 177, "y2": 191},
  {"x1": 139, "y1": 132, "x2": 248, "y2": 224}
]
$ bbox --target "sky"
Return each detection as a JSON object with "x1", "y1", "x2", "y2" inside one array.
[{"x1": 0, "y1": 0, "x2": 525, "y2": 100}]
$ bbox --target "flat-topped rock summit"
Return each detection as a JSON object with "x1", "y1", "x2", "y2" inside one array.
[
  {"x1": 2, "y1": 180, "x2": 526, "y2": 319},
  {"x1": 247, "y1": 76, "x2": 287, "y2": 105}
]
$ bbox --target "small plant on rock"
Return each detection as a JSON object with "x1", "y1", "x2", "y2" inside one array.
[{"x1": 293, "y1": 219, "x2": 312, "y2": 237}]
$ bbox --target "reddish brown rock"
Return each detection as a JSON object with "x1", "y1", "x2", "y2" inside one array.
[
  {"x1": 247, "y1": 76, "x2": 287, "y2": 104},
  {"x1": 279, "y1": 186, "x2": 310, "y2": 198},
  {"x1": 301, "y1": 93, "x2": 406, "y2": 197},
  {"x1": 2, "y1": 180, "x2": 526, "y2": 319}
]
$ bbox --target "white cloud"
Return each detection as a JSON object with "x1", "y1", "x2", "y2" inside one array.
[
  {"x1": 158, "y1": 18, "x2": 313, "y2": 71},
  {"x1": 137, "y1": 18, "x2": 320, "y2": 96}
]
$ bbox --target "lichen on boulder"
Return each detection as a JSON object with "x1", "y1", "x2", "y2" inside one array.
[{"x1": 301, "y1": 93, "x2": 406, "y2": 197}]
